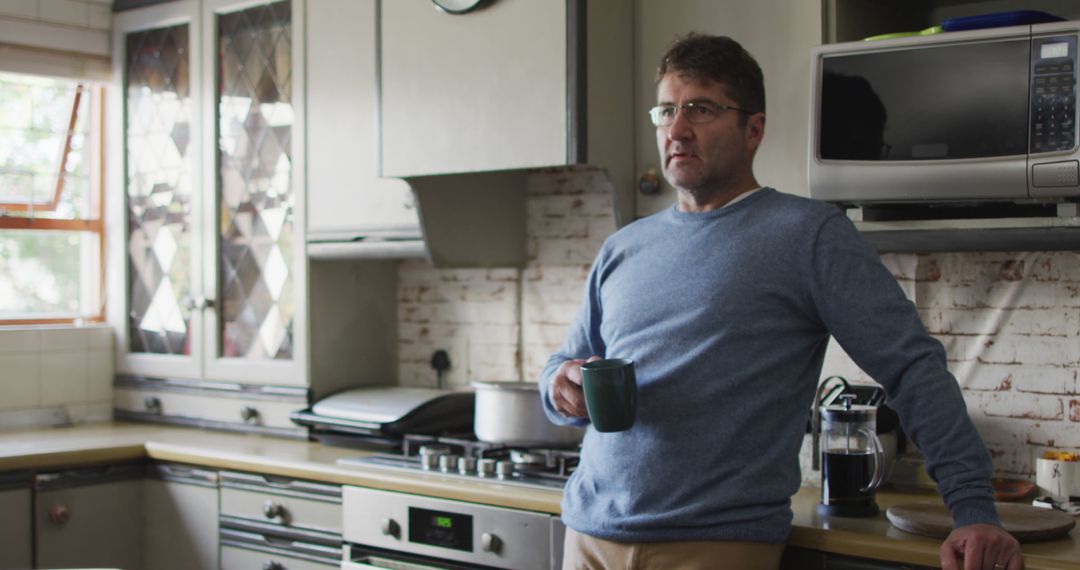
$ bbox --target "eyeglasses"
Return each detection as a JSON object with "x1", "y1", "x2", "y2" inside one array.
[{"x1": 648, "y1": 101, "x2": 749, "y2": 127}]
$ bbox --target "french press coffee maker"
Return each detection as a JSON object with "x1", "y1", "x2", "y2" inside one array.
[{"x1": 813, "y1": 392, "x2": 885, "y2": 517}]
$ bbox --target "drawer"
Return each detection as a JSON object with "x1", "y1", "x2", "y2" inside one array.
[
  {"x1": 221, "y1": 544, "x2": 338, "y2": 570},
  {"x1": 115, "y1": 387, "x2": 301, "y2": 430},
  {"x1": 220, "y1": 474, "x2": 342, "y2": 537}
]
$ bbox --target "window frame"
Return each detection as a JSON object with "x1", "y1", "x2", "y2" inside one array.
[{"x1": 0, "y1": 78, "x2": 107, "y2": 325}]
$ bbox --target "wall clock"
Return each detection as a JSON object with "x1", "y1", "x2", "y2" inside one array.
[{"x1": 431, "y1": 0, "x2": 493, "y2": 15}]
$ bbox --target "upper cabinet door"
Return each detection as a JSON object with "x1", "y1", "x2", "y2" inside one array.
[
  {"x1": 379, "y1": 0, "x2": 571, "y2": 177},
  {"x1": 111, "y1": 1, "x2": 205, "y2": 380},
  {"x1": 306, "y1": 0, "x2": 419, "y2": 239},
  {"x1": 203, "y1": 0, "x2": 307, "y2": 384}
]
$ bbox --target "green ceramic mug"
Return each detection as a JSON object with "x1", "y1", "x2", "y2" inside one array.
[{"x1": 580, "y1": 358, "x2": 636, "y2": 432}]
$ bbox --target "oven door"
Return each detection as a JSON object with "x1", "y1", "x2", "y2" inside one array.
[{"x1": 343, "y1": 486, "x2": 554, "y2": 570}]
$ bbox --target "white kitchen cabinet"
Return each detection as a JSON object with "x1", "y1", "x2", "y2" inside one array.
[
  {"x1": 306, "y1": 0, "x2": 419, "y2": 243},
  {"x1": 111, "y1": 1, "x2": 400, "y2": 410},
  {"x1": 34, "y1": 464, "x2": 144, "y2": 570},
  {"x1": 144, "y1": 463, "x2": 220, "y2": 570},
  {"x1": 0, "y1": 474, "x2": 32, "y2": 570},
  {"x1": 109, "y1": 0, "x2": 309, "y2": 387},
  {"x1": 377, "y1": 0, "x2": 635, "y2": 215},
  {"x1": 633, "y1": 0, "x2": 824, "y2": 216}
]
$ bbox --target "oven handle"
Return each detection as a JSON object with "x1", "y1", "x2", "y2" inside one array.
[{"x1": 343, "y1": 555, "x2": 459, "y2": 570}]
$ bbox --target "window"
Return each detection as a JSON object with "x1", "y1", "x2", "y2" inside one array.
[{"x1": 0, "y1": 72, "x2": 104, "y2": 323}]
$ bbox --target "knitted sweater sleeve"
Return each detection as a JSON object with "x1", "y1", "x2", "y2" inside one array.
[
  {"x1": 808, "y1": 213, "x2": 999, "y2": 528},
  {"x1": 537, "y1": 255, "x2": 608, "y2": 428}
]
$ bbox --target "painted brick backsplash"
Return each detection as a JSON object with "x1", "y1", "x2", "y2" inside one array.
[{"x1": 398, "y1": 169, "x2": 1079, "y2": 481}]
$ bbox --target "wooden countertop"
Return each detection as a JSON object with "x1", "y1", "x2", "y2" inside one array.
[{"x1": 2, "y1": 421, "x2": 1078, "y2": 569}]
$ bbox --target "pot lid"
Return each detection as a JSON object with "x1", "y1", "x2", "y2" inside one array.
[{"x1": 311, "y1": 386, "x2": 471, "y2": 424}]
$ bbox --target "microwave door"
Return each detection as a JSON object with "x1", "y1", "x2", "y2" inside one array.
[{"x1": 813, "y1": 36, "x2": 1032, "y2": 203}]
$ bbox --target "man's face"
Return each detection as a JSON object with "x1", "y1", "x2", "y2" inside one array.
[{"x1": 656, "y1": 73, "x2": 763, "y2": 197}]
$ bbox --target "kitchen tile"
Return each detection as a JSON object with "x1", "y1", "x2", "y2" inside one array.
[
  {"x1": 40, "y1": 351, "x2": 88, "y2": 406},
  {"x1": 0, "y1": 353, "x2": 40, "y2": 409},
  {"x1": 66, "y1": 402, "x2": 112, "y2": 423},
  {"x1": 85, "y1": 325, "x2": 115, "y2": 350},
  {"x1": 86, "y1": 1, "x2": 109, "y2": 30},
  {"x1": 87, "y1": 349, "x2": 113, "y2": 402},
  {"x1": 0, "y1": 0, "x2": 37, "y2": 19},
  {"x1": 0, "y1": 329, "x2": 40, "y2": 353},
  {"x1": 39, "y1": 0, "x2": 88, "y2": 27},
  {"x1": 39, "y1": 326, "x2": 90, "y2": 352}
]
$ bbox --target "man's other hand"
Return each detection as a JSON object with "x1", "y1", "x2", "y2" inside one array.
[{"x1": 941, "y1": 523, "x2": 1023, "y2": 570}]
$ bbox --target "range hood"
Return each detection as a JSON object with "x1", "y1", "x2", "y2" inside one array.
[{"x1": 366, "y1": 0, "x2": 635, "y2": 267}]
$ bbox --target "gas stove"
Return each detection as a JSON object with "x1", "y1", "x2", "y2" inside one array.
[{"x1": 338, "y1": 434, "x2": 578, "y2": 491}]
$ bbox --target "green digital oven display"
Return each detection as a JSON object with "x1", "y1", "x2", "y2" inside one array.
[{"x1": 409, "y1": 507, "x2": 473, "y2": 551}]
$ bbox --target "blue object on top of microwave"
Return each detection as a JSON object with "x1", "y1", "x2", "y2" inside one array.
[{"x1": 940, "y1": 10, "x2": 1064, "y2": 32}]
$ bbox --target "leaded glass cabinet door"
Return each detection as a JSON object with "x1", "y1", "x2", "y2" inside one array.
[
  {"x1": 203, "y1": 0, "x2": 307, "y2": 384},
  {"x1": 111, "y1": 1, "x2": 205, "y2": 379}
]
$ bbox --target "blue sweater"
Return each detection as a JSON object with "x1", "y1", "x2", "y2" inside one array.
[{"x1": 539, "y1": 188, "x2": 998, "y2": 543}]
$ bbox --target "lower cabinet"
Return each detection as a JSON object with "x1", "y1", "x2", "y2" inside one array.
[
  {"x1": 34, "y1": 464, "x2": 144, "y2": 569},
  {"x1": 144, "y1": 463, "x2": 221, "y2": 570},
  {"x1": 0, "y1": 473, "x2": 32, "y2": 569},
  {"x1": 219, "y1": 470, "x2": 343, "y2": 570}
]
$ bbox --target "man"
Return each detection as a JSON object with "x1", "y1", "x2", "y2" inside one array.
[{"x1": 539, "y1": 33, "x2": 1023, "y2": 570}]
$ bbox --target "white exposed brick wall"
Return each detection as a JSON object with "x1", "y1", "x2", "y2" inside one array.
[
  {"x1": 397, "y1": 168, "x2": 1080, "y2": 483},
  {"x1": 397, "y1": 168, "x2": 613, "y2": 388},
  {"x1": 820, "y1": 251, "x2": 1080, "y2": 481}
]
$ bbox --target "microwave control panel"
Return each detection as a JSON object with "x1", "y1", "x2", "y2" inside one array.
[{"x1": 1031, "y1": 35, "x2": 1078, "y2": 153}]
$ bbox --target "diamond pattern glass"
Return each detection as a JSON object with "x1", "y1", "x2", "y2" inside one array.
[
  {"x1": 217, "y1": 1, "x2": 294, "y2": 360},
  {"x1": 125, "y1": 24, "x2": 193, "y2": 355}
]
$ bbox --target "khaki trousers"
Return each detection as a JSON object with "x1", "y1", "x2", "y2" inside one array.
[{"x1": 562, "y1": 527, "x2": 785, "y2": 570}]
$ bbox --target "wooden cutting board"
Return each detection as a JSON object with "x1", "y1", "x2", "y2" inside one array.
[{"x1": 886, "y1": 502, "x2": 1076, "y2": 542}]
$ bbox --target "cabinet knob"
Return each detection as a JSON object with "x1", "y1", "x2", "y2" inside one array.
[
  {"x1": 48, "y1": 504, "x2": 71, "y2": 525},
  {"x1": 481, "y1": 532, "x2": 502, "y2": 553},
  {"x1": 241, "y1": 406, "x2": 260, "y2": 423},
  {"x1": 380, "y1": 518, "x2": 400, "y2": 538},
  {"x1": 637, "y1": 169, "x2": 662, "y2": 195},
  {"x1": 144, "y1": 396, "x2": 162, "y2": 414},
  {"x1": 263, "y1": 500, "x2": 287, "y2": 521},
  {"x1": 262, "y1": 562, "x2": 285, "y2": 570}
]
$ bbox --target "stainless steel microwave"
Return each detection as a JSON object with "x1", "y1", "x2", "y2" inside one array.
[{"x1": 809, "y1": 21, "x2": 1080, "y2": 205}]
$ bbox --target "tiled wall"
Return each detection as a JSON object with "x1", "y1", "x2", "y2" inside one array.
[
  {"x1": 0, "y1": 325, "x2": 114, "y2": 425},
  {"x1": 398, "y1": 168, "x2": 1080, "y2": 480},
  {"x1": 0, "y1": 0, "x2": 111, "y2": 30}
]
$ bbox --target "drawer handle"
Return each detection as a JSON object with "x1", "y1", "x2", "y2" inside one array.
[
  {"x1": 144, "y1": 396, "x2": 162, "y2": 414},
  {"x1": 263, "y1": 500, "x2": 288, "y2": 521},
  {"x1": 262, "y1": 561, "x2": 286, "y2": 570}
]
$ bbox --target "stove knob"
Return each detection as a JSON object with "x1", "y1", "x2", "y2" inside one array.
[
  {"x1": 457, "y1": 456, "x2": 477, "y2": 475},
  {"x1": 380, "y1": 518, "x2": 400, "y2": 539},
  {"x1": 477, "y1": 458, "x2": 497, "y2": 477},
  {"x1": 439, "y1": 454, "x2": 461, "y2": 473},
  {"x1": 421, "y1": 453, "x2": 440, "y2": 471},
  {"x1": 481, "y1": 532, "x2": 502, "y2": 553},
  {"x1": 495, "y1": 460, "x2": 515, "y2": 479}
]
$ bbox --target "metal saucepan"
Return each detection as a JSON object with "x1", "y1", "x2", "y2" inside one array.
[{"x1": 471, "y1": 381, "x2": 583, "y2": 447}]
